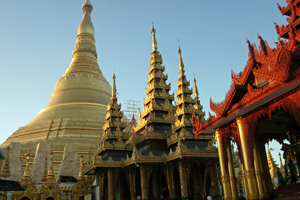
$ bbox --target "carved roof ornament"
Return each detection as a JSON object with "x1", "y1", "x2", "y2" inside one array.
[
  {"x1": 151, "y1": 23, "x2": 158, "y2": 52},
  {"x1": 178, "y1": 46, "x2": 185, "y2": 76},
  {"x1": 111, "y1": 73, "x2": 117, "y2": 100},
  {"x1": 257, "y1": 34, "x2": 268, "y2": 56},
  {"x1": 23, "y1": 152, "x2": 31, "y2": 178}
]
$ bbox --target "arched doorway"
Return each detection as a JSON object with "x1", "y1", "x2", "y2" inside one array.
[
  {"x1": 79, "y1": 196, "x2": 84, "y2": 200},
  {"x1": 46, "y1": 197, "x2": 54, "y2": 200},
  {"x1": 21, "y1": 197, "x2": 30, "y2": 200}
]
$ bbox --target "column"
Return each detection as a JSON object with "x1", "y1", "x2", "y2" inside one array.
[
  {"x1": 259, "y1": 142, "x2": 273, "y2": 195},
  {"x1": 108, "y1": 168, "x2": 115, "y2": 200},
  {"x1": 236, "y1": 117, "x2": 259, "y2": 200},
  {"x1": 167, "y1": 164, "x2": 176, "y2": 200},
  {"x1": 227, "y1": 144, "x2": 238, "y2": 200},
  {"x1": 212, "y1": 159, "x2": 221, "y2": 197},
  {"x1": 178, "y1": 159, "x2": 188, "y2": 200},
  {"x1": 152, "y1": 170, "x2": 160, "y2": 199},
  {"x1": 253, "y1": 133, "x2": 269, "y2": 199},
  {"x1": 119, "y1": 175, "x2": 124, "y2": 200},
  {"x1": 215, "y1": 128, "x2": 232, "y2": 200},
  {"x1": 140, "y1": 164, "x2": 149, "y2": 200},
  {"x1": 129, "y1": 168, "x2": 137, "y2": 200},
  {"x1": 240, "y1": 163, "x2": 248, "y2": 199}
]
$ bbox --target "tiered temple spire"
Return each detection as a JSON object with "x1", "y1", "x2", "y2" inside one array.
[
  {"x1": 134, "y1": 25, "x2": 175, "y2": 151},
  {"x1": 167, "y1": 46, "x2": 205, "y2": 146},
  {"x1": 96, "y1": 74, "x2": 132, "y2": 158}
]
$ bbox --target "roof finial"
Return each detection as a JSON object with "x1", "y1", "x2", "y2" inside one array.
[
  {"x1": 112, "y1": 74, "x2": 117, "y2": 100},
  {"x1": 194, "y1": 77, "x2": 200, "y2": 110},
  {"x1": 78, "y1": 0, "x2": 94, "y2": 35},
  {"x1": 78, "y1": 155, "x2": 84, "y2": 178},
  {"x1": 178, "y1": 42, "x2": 184, "y2": 75},
  {"x1": 23, "y1": 152, "x2": 31, "y2": 178},
  {"x1": 151, "y1": 22, "x2": 158, "y2": 52},
  {"x1": 47, "y1": 152, "x2": 54, "y2": 177}
]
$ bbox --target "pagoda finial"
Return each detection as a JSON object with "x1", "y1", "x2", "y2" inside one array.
[
  {"x1": 1, "y1": 147, "x2": 10, "y2": 178},
  {"x1": 78, "y1": 155, "x2": 84, "y2": 178},
  {"x1": 47, "y1": 152, "x2": 54, "y2": 177},
  {"x1": 151, "y1": 23, "x2": 158, "y2": 52},
  {"x1": 23, "y1": 152, "x2": 31, "y2": 178},
  {"x1": 178, "y1": 45, "x2": 185, "y2": 76},
  {"x1": 78, "y1": 0, "x2": 94, "y2": 35},
  {"x1": 266, "y1": 143, "x2": 275, "y2": 178},
  {"x1": 112, "y1": 73, "x2": 117, "y2": 100},
  {"x1": 194, "y1": 77, "x2": 200, "y2": 110}
]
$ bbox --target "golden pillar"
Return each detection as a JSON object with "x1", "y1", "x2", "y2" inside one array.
[
  {"x1": 167, "y1": 164, "x2": 176, "y2": 200},
  {"x1": 119, "y1": 175, "x2": 124, "y2": 200},
  {"x1": 215, "y1": 128, "x2": 232, "y2": 200},
  {"x1": 129, "y1": 168, "x2": 137, "y2": 200},
  {"x1": 212, "y1": 159, "x2": 221, "y2": 196},
  {"x1": 253, "y1": 133, "x2": 269, "y2": 199},
  {"x1": 108, "y1": 168, "x2": 115, "y2": 200},
  {"x1": 227, "y1": 144, "x2": 238, "y2": 200},
  {"x1": 152, "y1": 170, "x2": 160, "y2": 199},
  {"x1": 178, "y1": 159, "x2": 188, "y2": 200},
  {"x1": 259, "y1": 142, "x2": 273, "y2": 195},
  {"x1": 236, "y1": 117, "x2": 259, "y2": 200},
  {"x1": 140, "y1": 164, "x2": 149, "y2": 200}
]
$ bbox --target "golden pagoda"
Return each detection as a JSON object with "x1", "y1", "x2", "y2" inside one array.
[{"x1": 1, "y1": 0, "x2": 111, "y2": 175}]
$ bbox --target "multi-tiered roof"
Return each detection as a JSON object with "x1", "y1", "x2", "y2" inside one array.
[
  {"x1": 96, "y1": 74, "x2": 132, "y2": 159},
  {"x1": 167, "y1": 47, "x2": 206, "y2": 146},
  {"x1": 134, "y1": 26, "x2": 175, "y2": 153}
]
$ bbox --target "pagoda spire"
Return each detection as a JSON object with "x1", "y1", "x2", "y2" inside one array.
[
  {"x1": 134, "y1": 25, "x2": 175, "y2": 148},
  {"x1": 266, "y1": 143, "x2": 275, "y2": 178},
  {"x1": 168, "y1": 46, "x2": 205, "y2": 146},
  {"x1": 78, "y1": 0, "x2": 94, "y2": 36},
  {"x1": 96, "y1": 74, "x2": 132, "y2": 157},
  {"x1": 46, "y1": 152, "x2": 56, "y2": 185},
  {"x1": 1, "y1": 147, "x2": 10, "y2": 178},
  {"x1": 193, "y1": 77, "x2": 200, "y2": 110},
  {"x1": 78, "y1": 155, "x2": 84, "y2": 179},
  {"x1": 112, "y1": 74, "x2": 117, "y2": 100},
  {"x1": 178, "y1": 46, "x2": 185, "y2": 76},
  {"x1": 151, "y1": 24, "x2": 158, "y2": 52},
  {"x1": 23, "y1": 152, "x2": 31, "y2": 178}
]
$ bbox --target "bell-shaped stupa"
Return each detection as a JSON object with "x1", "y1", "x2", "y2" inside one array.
[{"x1": 1, "y1": 0, "x2": 111, "y2": 173}]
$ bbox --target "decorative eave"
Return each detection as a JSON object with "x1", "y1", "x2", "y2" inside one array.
[
  {"x1": 83, "y1": 142, "x2": 218, "y2": 175},
  {"x1": 146, "y1": 80, "x2": 171, "y2": 95},
  {"x1": 147, "y1": 71, "x2": 168, "y2": 84},
  {"x1": 148, "y1": 64, "x2": 165, "y2": 74},
  {"x1": 277, "y1": 0, "x2": 300, "y2": 16},
  {"x1": 144, "y1": 90, "x2": 174, "y2": 105}
]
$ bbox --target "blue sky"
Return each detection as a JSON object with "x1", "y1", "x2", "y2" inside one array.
[{"x1": 0, "y1": 1, "x2": 287, "y2": 164}]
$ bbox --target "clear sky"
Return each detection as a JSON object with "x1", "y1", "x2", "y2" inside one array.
[{"x1": 0, "y1": 1, "x2": 287, "y2": 164}]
